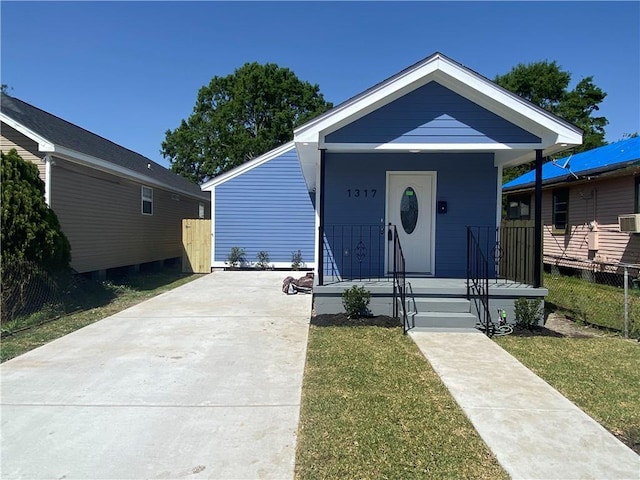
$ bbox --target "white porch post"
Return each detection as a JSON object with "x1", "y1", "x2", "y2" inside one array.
[{"x1": 317, "y1": 149, "x2": 326, "y2": 286}]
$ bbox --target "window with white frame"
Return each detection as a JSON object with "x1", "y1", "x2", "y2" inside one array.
[
  {"x1": 141, "y1": 186, "x2": 153, "y2": 215},
  {"x1": 199, "y1": 202, "x2": 205, "y2": 219}
]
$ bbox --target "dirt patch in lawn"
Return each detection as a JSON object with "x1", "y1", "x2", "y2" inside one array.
[{"x1": 541, "y1": 312, "x2": 608, "y2": 338}]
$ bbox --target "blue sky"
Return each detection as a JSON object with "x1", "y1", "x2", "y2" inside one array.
[{"x1": 2, "y1": 1, "x2": 639, "y2": 170}]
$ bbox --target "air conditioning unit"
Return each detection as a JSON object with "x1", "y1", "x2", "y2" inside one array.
[{"x1": 618, "y1": 214, "x2": 640, "y2": 233}]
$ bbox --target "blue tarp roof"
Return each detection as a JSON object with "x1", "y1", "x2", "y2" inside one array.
[{"x1": 503, "y1": 137, "x2": 640, "y2": 191}]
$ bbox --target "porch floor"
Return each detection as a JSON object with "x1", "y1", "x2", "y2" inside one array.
[
  {"x1": 315, "y1": 277, "x2": 546, "y2": 296},
  {"x1": 313, "y1": 277, "x2": 548, "y2": 321}
]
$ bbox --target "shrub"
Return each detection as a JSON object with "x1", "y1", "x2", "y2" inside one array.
[
  {"x1": 1, "y1": 149, "x2": 71, "y2": 273},
  {"x1": 342, "y1": 285, "x2": 371, "y2": 319},
  {"x1": 226, "y1": 247, "x2": 246, "y2": 268},
  {"x1": 255, "y1": 251, "x2": 271, "y2": 270},
  {"x1": 514, "y1": 297, "x2": 543, "y2": 329},
  {"x1": 291, "y1": 250, "x2": 304, "y2": 270}
]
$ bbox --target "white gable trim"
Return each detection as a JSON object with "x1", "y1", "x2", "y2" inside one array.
[
  {"x1": 1, "y1": 113, "x2": 205, "y2": 200},
  {"x1": 0, "y1": 112, "x2": 55, "y2": 151},
  {"x1": 322, "y1": 142, "x2": 547, "y2": 152},
  {"x1": 52, "y1": 146, "x2": 205, "y2": 199},
  {"x1": 200, "y1": 141, "x2": 296, "y2": 191},
  {"x1": 294, "y1": 53, "x2": 582, "y2": 147}
]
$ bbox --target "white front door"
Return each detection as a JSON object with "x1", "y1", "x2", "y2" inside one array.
[{"x1": 386, "y1": 172, "x2": 436, "y2": 274}]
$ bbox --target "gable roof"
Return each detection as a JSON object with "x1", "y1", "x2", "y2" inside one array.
[
  {"x1": 0, "y1": 93, "x2": 207, "y2": 200},
  {"x1": 503, "y1": 137, "x2": 640, "y2": 192},
  {"x1": 200, "y1": 142, "x2": 296, "y2": 190},
  {"x1": 293, "y1": 52, "x2": 582, "y2": 191}
]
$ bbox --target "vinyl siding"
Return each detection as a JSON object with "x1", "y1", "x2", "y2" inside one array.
[
  {"x1": 325, "y1": 82, "x2": 541, "y2": 145},
  {"x1": 214, "y1": 149, "x2": 315, "y2": 265},
  {"x1": 324, "y1": 152, "x2": 497, "y2": 278},
  {"x1": 51, "y1": 158, "x2": 210, "y2": 273},
  {"x1": 530, "y1": 175, "x2": 640, "y2": 268},
  {"x1": 1, "y1": 123, "x2": 47, "y2": 179}
]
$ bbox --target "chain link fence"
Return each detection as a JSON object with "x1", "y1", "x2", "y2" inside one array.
[
  {"x1": 0, "y1": 259, "x2": 117, "y2": 337},
  {"x1": 544, "y1": 255, "x2": 640, "y2": 338},
  {"x1": 1, "y1": 259, "x2": 68, "y2": 336}
]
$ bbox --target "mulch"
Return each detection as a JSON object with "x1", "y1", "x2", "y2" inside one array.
[{"x1": 310, "y1": 312, "x2": 606, "y2": 339}]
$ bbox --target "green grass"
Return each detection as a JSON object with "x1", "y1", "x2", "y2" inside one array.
[
  {"x1": 545, "y1": 272, "x2": 640, "y2": 335},
  {"x1": 295, "y1": 323, "x2": 507, "y2": 480},
  {"x1": 496, "y1": 335, "x2": 640, "y2": 453},
  {"x1": 1, "y1": 267, "x2": 200, "y2": 362}
]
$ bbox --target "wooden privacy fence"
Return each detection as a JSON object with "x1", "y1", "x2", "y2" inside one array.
[
  {"x1": 499, "y1": 221, "x2": 537, "y2": 285},
  {"x1": 182, "y1": 219, "x2": 211, "y2": 273}
]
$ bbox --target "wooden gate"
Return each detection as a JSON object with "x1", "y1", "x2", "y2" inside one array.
[{"x1": 182, "y1": 219, "x2": 211, "y2": 273}]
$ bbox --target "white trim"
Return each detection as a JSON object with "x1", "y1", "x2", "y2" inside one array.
[
  {"x1": 321, "y1": 142, "x2": 546, "y2": 152},
  {"x1": 0, "y1": 113, "x2": 55, "y2": 151},
  {"x1": 211, "y1": 261, "x2": 317, "y2": 269},
  {"x1": 294, "y1": 53, "x2": 581, "y2": 147},
  {"x1": 51, "y1": 146, "x2": 204, "y2": 200},
  {"x1": 314, "y1": 155, "x2": 321, "y2": 279},
  {"x1": 141, "y1": 185, "x2": 153, "y2": 216},
  {"x1": 1, "y1": 114, "x2": 206, "y2": 201},
  {"x1": 385, "y1": 171, "x2": 437, "y2": 276},
  {"x1": 200, "y1": 141, "x2": 296, "y2": 191},
  {"x1": 44, "y1": 154, "x2": 52, "y2": 206},
  {"x1": 210, "y1": 187, "x2": 216, "y2": 268}
]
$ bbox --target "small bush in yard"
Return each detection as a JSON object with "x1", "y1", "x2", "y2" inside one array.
[
  {"x1": 291, "y1": 250, "x2": 304, "y2": 270},
  {"x1": 342, "y1": 285, "x2": 371, "y2": 318},
  {"x1": 255, "y1": 251, "x2": 271, "y2": 270},
  {"x1": 226, "y1": 247, "x2": 246, "y2": 268},
  {"x1": 514, "y1": 297, "x2": 543, "y2": 329}
]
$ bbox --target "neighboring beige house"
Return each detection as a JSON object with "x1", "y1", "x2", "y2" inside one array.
[
  {"x1": 1, "y1": 93, "x2": 210, "y2": 276},
  {"x1": 503, "y1": 137, "x2": 640, "y2": 273}
]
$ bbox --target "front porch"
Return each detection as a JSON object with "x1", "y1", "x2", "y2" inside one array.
[{"x1": 314, "y1": 277, "x2": 548, "y2": 331}]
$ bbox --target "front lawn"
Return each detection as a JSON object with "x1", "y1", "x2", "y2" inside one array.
[{"x1": 295, "y1": 321, "x2": 507, "y2": 479}]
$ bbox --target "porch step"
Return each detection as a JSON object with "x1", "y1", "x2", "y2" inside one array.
[
  {"x1": 409, "y1": 297, "x2": 470, "y2": 313},
  {"x1": 409, "y1": 311, "x2": 478, "y2": 329},
  {"x1": 409, "y1": 327, "x2": 480, "y2": 334}
]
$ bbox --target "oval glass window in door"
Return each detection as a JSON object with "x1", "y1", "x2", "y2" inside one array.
[{"x1": 400, "y1": 187, "x2": 418, "y2": 234}]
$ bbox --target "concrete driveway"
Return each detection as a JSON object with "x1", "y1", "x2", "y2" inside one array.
[{"x1": 1, "y1": 271, "x2": 312, "y2": 479}]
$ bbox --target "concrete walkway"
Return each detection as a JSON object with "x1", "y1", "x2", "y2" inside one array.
[
  {"x1": 410, "y1": 330, "x2": 640, "y2": 480},
  {"x1": 1, "y1": 271, "x2": 312, "y2": 480}
]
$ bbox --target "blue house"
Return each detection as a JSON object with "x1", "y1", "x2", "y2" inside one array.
[
  {"x1": 204, "y1": 53, "x2": 583, "y2": 331},
  {"x1": 201, "y1": 142, "x2": 315, "y2": 269}
]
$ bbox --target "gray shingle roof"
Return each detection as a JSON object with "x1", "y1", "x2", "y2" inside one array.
[{"x1": 1, "y1": 93, "x2": 206, "y2": 199}]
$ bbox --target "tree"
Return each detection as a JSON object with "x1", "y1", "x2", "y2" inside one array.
[
  {"x1": 162, "y1": 63, "x2": 333, "y2": 183},
  {"x1": 495, "y1": 61, "x2": 608, "y2": 183},
  {"x1": 1, "y1": 149, "x2": 71, "y2": 272}
]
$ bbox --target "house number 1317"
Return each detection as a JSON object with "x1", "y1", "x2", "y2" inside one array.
[{"x1": 347, "y1": 189, "x2": 376, "y2": 198}]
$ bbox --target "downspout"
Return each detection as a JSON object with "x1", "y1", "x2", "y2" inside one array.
[
  {"x1": 317, "y1": 149, "x2": 326, "y2": 286},
  {"x1": 44, "y1": 154, "x2": 52, "y2": 206},
  {"x1": 534, "y1": 149, "x2": 543, "y2": 288}
]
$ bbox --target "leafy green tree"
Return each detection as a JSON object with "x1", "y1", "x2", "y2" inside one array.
[
  {"x1": 162, "y1": 63, "x2": 333, "y2": 183},
  {"x1": 496, "y1": 61, "x2": 608, "y2": 184},
  {"x1": 1, "y1": 149, "x2": 71, "y2": 272}
]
